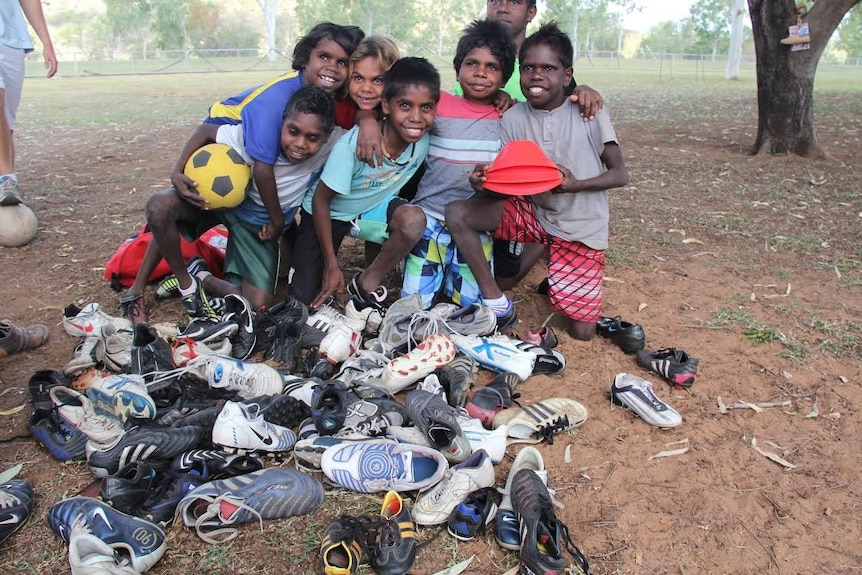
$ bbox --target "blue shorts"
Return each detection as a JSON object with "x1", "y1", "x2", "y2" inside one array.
[{"x1": 401, "y1": 214, "x2": 492, "y2": 309}]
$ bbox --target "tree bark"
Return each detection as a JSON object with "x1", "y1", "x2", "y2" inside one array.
[{"x1": 747, "y1": 0, "x2": 860, "y2": 157}]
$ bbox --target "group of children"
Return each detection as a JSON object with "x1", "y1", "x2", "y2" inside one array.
[{"x1": 121, "y1": 6, "x2": 628, "y2": 341}]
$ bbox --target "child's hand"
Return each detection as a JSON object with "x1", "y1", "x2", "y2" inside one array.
[
  {"x1": 172, "y1": 174, "x2": 209, "y2": 210},
  {"x1": 569, "y1": 85, "x2": 604, "y2": 121},
  {"x1": 258, "y1": 221, "x2": 284, "y2": 242},
  {"x1": 469, "y1": 164, "x2": 489, "y2": 193},
  {"x1": 311, "y1": 265, "x2": 345, "y2": 309},
  {"x1": 493, "y1": 90, "x2": 516, "y2": 115},
  {"x1": 357, "y1": 113, "x2": 386, "y2": 168},
  {"x1": 555, "y1": 165, "x2": 578, "y2": 193}
]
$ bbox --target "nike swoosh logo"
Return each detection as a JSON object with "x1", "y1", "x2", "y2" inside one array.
[
  {"x1": 67, "y1": 321, "x2": 94, "y2": 333},
  {"x1": 251, "y1": 428, "x2": 274, "y2": 446},
  {"x1": 92, "y1": 506, "x2": 113, "y2": 530},
  {"x1": 0, "y1": 512, "x2": 21, "y2": 525}
]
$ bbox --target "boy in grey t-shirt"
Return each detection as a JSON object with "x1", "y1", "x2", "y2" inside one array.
[{"x1": 446, "y1": 22, "x2": 628, "y2": 340}]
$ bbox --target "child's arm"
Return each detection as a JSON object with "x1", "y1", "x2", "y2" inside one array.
[
  {"x1": 356, "y1": 109, "x2": 386, "y2": 168},
  {"x1": 253, "y1": 162, "x2": 284, "y2": 242},
  {"x1": 556, "y1": 143, "x2": 628, "y2": 194},
  {"x1": 170, "y1": 124, "x2": 220, "y2": 210},
  {"x1": 310, "y1": 182, "x2": 344, "y2": 308},
  {"x1": 570, "y1": 85, "x2": 604, "y2": 121}
]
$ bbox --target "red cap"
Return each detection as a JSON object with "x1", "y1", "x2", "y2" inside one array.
[{"x1": 484, "y1": 140, "x2": 562, "y2": 196}]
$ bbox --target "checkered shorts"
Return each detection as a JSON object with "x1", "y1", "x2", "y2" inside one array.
[{"x1": 495, "y1": 197, "x2": 604, "y2": 322}]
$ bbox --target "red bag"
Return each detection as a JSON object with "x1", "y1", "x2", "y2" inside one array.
[{"x1": 104, "y1": 224, "x2": 228, "y2": 291}]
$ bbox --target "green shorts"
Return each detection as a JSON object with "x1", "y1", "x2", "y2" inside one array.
[{"x1": 178, "y1": 209, "x2": 285, "y2": 293}]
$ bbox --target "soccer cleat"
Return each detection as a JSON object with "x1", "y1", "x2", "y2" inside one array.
[
  {"x1": 373, "y1": 490, "x2": 417, "y2": 575},
  {"x1": 438, "y1": 352, "x2": 477, "y2": 408},
  {"x1": 99, "y1": 461, "x2": 157, "y2": 515},
  {"x1": 128, "y1": 323, "x2": 176, "y2": 392},
  {"x1": 0, "y1": 320, "x2": 49, "y2": 359},
  {"x1": 222, "y1": 293, "x2": 257, "y2": 360},
  {"x1": 447, "y1": 486, "x2": 501, "y2": 541},
  {"x1": 511, "y1": 469, "x2": 590, "y2": 575},
  {"x1": 301, "y1": 347, "x2": 338, "y2": 380},
  {"x1": 458, "y1": 415, "x2": 508, "y2": 464},
  {"x1": 492, "y1": 397, "x2": 588, "y2": 444},
  {"x1": 382, "y1": 334, "x2": 457, "y2": 393},
  {"x1": 86, "y1": 373, "x2": 157, "y2": 421},
  {"x1": 101, "y1": 324, "x2": 134, "y2": 372},
  {"x1": 636, "y1": 347, "x2": 699, "y2": 389},
  {"x1": 155, "y1": 257, "x2": 211, "y2": 300},
  {"x1": 63, "y1": 335, "x2": 106, "y2": 377},
  {"x1": 63, "y1": 303, "x2": 132, "y2": 338},
  {"x1": 495, "y1": 446, "x2": 547, "y2": 551},
  {"x1": 50, "y1": 385, "x2": 125, "y2": 443},
  {"x1": 178, "y1": 318, "x2": 238, "y2": 345},
  {"x1": 346, "y1": 274, "x2": 388, "y2": 333},
  {"x1": 176, "y1": 468, "x2": 324, "y2": 543},
  {"x1": 413, "y1": 448, "x2": 495, "y2": 526},
  {"x1": 493, "y1": 298, "x2": 519, "y2": 334},
  {"x1": 138, "y1": 464, "x2": 208, "y2": 525},
  {"x1": 597, "y1": 316, "x2": 646, "y2": 354},
  {"x1": 211, "y1": 401, "x2": 297, "y2": 455},
  {"x1": 180, "y1": 277, "x2": 220, "y2": 321},
  {"x1": 524, "y1": 326, "x2": 559, "y2": 350},
  {"x1": 118, "y1": 293, "x2": 147, "y2": 326},
  {"x1": 86, "y1": 423, "x2": 203, "y2": 478},
  {"x1": 319, "y1": 515, "x2": 374, "y2": 575},
  {"x1": 0, "y1": 479, "x2": 34, "y2": 545},
  {"x1": 321, "y1": 439, "x2": 448, "y2": 494},
  {"x1": 514, "y1": 340, "x2": 566, "y2": 376},
  {"x1": 250, "y1": 393, "x2": 311, "y2": 429},
  {"x1": 255, "y1": 296, "x2": 308, "y2": 352},
  {"x1": 405, "y1": 389, "x2": 472, "y2": 464},
  {"x1": 171, "y1": 338, "x2": 225, "y2": 367},
  {"x1": 311, "y1": 380, "x2": 349, "y2": 436},
  {"x1": 337, "y1": 396, "x2": 409, "y2": 439},
  {"x1": 450, "y1": 333, "x2": 536, "y2": 381},
  {"x1": 30, "y1": 407, "x2": 88, "y2": 461},
  {"x1": 28, "y1": 369, "x2": 71, "y2": 412},
  {"x1": 47, "y1": 496, "x2": 167, "y2": 573},
  {"x1": 611, "y1": 373, "x2": 682, "y2": 428},
  {"x1": 319, "y1": 325, "x2": 362, "y2": 364},
  {"x1": 170, "y1": 449, "x2": 263, "y2": 480},
  {"x1": 184, "y1": 354, "x2": 285, "y2": 398},
  {"x1": 307, "y1": 302, "x2": 366, "y2": 334},
  {"x1": 465, "y1": 372, "x2": 520, "y2": 428}
]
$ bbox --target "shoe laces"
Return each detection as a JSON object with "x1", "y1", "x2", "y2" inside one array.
[
  {"x1": 555, "y1": 519, "x2": 591, "y2": 574},
  {"x1": 407, "y1": 309, "x2": 456, "y2": 344},
  {"x1": 193, "y1": 494, "x2": 262, "y2": 544},
  {"x1": 0, "y1": 490, "x2": 21, "y2": 508},
  {"x1": 536, "y1": 415, "x2": 570, "y2": 445}
]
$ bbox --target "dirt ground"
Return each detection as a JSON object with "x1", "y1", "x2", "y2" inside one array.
[{"x1": 1, "y1": 83, "x2": 860, "y2": 575}]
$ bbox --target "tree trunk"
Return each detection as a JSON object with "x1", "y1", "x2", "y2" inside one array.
[
  {"x1": 747, "y1": 0, "x2": 860, "y2": 157},
  {"x1": 257, "y1": 0, "x2": 279, "y2": 62}
]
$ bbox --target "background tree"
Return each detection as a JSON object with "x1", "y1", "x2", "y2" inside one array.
[
  {"x1": 836, "y1": 3, "x2": 862, "y2": 55},
  {"x1": 747, "y1": 0, "x2": 860, "y2": 157},
  {"x1": 725, "y1": 0, "x2": 748, "y2": 78},
  {"x1": 543, "y1": 0, "x2": 635, "y2": 58},
  {"x1": 689, "y1": 0, "x2": 733, "y2": 57},
  {"x1": 256, "y1": 0, "x2": 279, "y2": 61}
]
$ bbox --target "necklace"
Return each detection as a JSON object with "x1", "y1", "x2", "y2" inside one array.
[{"x1": 382, "y1": 123, "x2": 416, "y2": 166}]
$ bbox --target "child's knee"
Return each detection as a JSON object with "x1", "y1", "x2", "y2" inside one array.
[
  {"x1": 392, "y1": 205, "x2": 426, "y2": 239},
  {"x1": 445, "y1": 201, "x2": 468, "y2": 230},
  {"x1": 145, "y1": 189, "x2": 178, "y2": 224}
]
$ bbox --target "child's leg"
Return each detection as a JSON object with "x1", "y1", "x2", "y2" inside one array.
[
  {"x1": 402, "y1": 216, "x2": 451, "y2": 309},
  {"x1": 547, "y1": 239, "x2": 604, "y2": 341},
  {"x1": 358, "y1": 201, "x2": 426, "y2": 293},
  {"x1": 445, "y1": 196, "x2": 507, "y2": 300},
  {"x1": 447, "y1": 231, "x2": 493, "y2": 308},
  {"x1": 288, "y1": 209, "x2": 351, "y2": 306},
  {"x1": 145, "y1": 189, "x2": 215, "y2": 292},
  {"x1": 497, "y1": 242, "x2": 545, "y2": 291}
]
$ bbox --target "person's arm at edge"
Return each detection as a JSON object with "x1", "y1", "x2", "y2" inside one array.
[
  {"x1": 310, "y1": 183, "x2": 342, "y2": 308},
  {"x1": 19, "y1": 0, "x2": 56, "y2": 78},
  {"x1": 253, "y1": 162, "x2": 284, "y2": 241},
  {"x1": 556, "y1": 142, "x2": 628, "y2": 194}
]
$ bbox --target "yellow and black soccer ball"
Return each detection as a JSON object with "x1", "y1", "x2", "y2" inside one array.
[{"x1": 183, "y1": 143, "x2": 251, "y2": 209}]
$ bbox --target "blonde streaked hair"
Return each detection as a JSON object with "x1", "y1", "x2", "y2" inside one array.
[{"x1": 349, "y1": 36, "x2": 400, "y2": 74}]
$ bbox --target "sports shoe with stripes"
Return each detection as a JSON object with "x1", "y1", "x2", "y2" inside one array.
[
  {"x1": 307, "y1": 301, "x2": 366, "y2": 333},
  {"x1": 636, "y1": 347, "x2": 699, "y2": 389},
  {"x1": 86, "y1": 423, "x2": 203, "y2": 478},
  {"x1": 176, "y1": 468, "x2": 324, "y2": 543},
  {"x1": 0, "y1": 479, "x2": 33, "y2": 546},
  {"x1": 495, "y1": 446, "x2": 547, "y2": 551},
  {"x1": 492, "y1": 397, "x2": 588, "y2": 444},
  {"x1": 183, "y1": 354, "x2": 285, "y2": 399},
  {"x1": 611, "y1": 373, "x2": 682, "y2": 428},
  {"x1": 63, "y1": 303, "x2": 132, "y2": 338},
  {"x1": 154, "y1": 257, "x2": 212, "y2": 300},
  {"x1": 170, "y1": 449, "x2": 264, "y2": 480},
  {"x1": 449, "y1": 333, "x2": 535, "y2": 382},
  {"x1": 373, "y1": 490, "x2": 418, "y2": 575},
  {"x1": 406, "y1": 389, "x2": 472, "y2": 464},
  {"x1": 178, "y1": 318, "x2": 238, "y2": 345},
  {"x1": 222, "y1": 293, "x2": 257, "y2": 360},
  {"x1": 211, "y1": 401, "x2": 297, "y2": 455},
  {"x1": 47, "y1": 496, "x2": 167, "y2": 573}
]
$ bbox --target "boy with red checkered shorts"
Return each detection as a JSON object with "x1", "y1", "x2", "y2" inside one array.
[{"x1": 446, "y1": 22, "x2": 628, "y2": 340}]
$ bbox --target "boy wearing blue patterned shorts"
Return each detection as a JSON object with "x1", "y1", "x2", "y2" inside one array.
[{"x1": 401, "y1": 20, "x2": 516, "y2": 318}]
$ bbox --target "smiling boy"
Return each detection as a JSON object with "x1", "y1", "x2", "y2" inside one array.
[
  {"x1": 446, "y1": 22, "x2": 629, "y2": 340},
  {"x1": 289, "y1": 57, "x2": 440, "y2": 312}
]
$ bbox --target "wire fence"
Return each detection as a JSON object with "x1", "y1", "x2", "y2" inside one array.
[{"x1": 24, "y1": 47, "x2": 862, "y2": 80}]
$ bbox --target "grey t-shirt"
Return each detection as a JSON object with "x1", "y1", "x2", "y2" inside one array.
[{"x1": 501, "y1": 100, "x2": 618, "y2": 249}]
